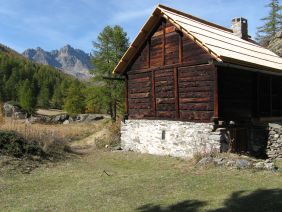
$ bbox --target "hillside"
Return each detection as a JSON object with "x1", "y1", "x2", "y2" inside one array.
[{"x1": 23, "y1": 45, "x2": 92, "y2": 79}]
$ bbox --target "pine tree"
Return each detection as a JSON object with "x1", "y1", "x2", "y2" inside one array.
[
  {"x1": 257, "y1": 0, "x2": 282, "y2": 46},
  {"x1": 91, "y1": 25, "x2": 129, "y2": 121},
  {"x1": 18, "y1": 80, "x2": 36, "y2": 114}
]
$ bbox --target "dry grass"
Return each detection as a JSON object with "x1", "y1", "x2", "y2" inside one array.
[{"x1": 0, "y1": 118, "x2": 102, "y2": 144}]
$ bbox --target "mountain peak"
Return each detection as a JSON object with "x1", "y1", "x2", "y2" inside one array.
[{"x1": 22, "y1": 45, "x2": 92, "y2": 80}]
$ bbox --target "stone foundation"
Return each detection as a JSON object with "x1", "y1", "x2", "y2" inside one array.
[
  {"x1": 121, "y1": 120, "x2": 227, "y2": 158},
  {"x1": 267, "y1": 123, "x2": 282, "y2": 159}
]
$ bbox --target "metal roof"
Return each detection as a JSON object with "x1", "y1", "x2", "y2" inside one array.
[{"x1": 113, "y1": 4, "x2": 282, "y2": 74}]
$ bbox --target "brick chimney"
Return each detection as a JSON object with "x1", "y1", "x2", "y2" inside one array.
[{"x1": 231, "y1": 17, "x2": 248, "y2": 40}]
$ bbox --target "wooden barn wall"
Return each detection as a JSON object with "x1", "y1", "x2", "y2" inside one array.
[{"x1": 126, "y1": 20, "x2": 215, "y2": 122}]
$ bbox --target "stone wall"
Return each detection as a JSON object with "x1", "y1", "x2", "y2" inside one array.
[
  {"x1": 267, "y1": 123, "x2": 282, "y2": 160},
  {"x1": 121, "y1": 120, "x2": 228, "y2": 158}
]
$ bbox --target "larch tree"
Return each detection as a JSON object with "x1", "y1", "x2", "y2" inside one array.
[
  {"x1": 256, "y1": 0, "x2": 282, "y2": 46},
  {"x1": 18, "y1": 80, "x2": 36, "y2": 114},
  {"x1": 91, "y1": 25, "x2": 129, "y2": 121}
]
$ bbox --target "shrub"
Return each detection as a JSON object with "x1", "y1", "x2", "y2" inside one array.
[{"x1": 0, "y1": 131, "x2": 45, "y2": 158}]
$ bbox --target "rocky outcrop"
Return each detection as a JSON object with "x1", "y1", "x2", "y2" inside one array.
[
  {"x1": 22, "y1": 45, "x2": 92, "y2": 80},
  {"x1": 268, "y1": 30, "x2": 282, "y2": 57},
  {"x1": 27, "y1": 113, "x2": 108, "y2": 124},
  {"x1": 3, "y1": 102, "x2": 27, "y2": 119}
]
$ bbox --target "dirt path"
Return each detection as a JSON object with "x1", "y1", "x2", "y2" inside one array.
[{"x1": 70, "y1": 127, "x2": 110, "y2": 154}]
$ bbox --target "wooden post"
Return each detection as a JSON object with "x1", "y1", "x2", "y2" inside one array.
[
  {"x1": 178, "y1": 32, "x2": 183, "y2": 64},
  {"x1": 174, "y1": 67, "x2": 180, "y2": 119},
  {"x1": 162, "y1": 21, "x2": 166, "y2": 66},
  {"x1": 152, "y1": 69, "x2": 156, "y2": 117},
  {"x1": 213, "y1": 68, "x2": 219, "y2": 119}
]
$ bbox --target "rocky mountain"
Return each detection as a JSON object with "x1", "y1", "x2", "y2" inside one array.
[
  {"x1": 268, "y1": 30, "x2": 282, "y2": 57},
  {"x1": 22, "y1": 45, "x2": 92, "y2": 79}
]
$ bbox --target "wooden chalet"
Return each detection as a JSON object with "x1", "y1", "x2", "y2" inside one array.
[{"x1": 114, "y1": 5, "x2": 282, "y2": 157}]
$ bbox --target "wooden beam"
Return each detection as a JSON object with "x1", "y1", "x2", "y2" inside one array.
[
  {"x1": 162, "y1": 21, "x2": 166, "y2": 66},
  {"x1": 174, "y1": 67, "x2": 180, "y2": 118},
  {"x1": 213, "y1": 68, "x2": 219, "y2": 119},
  {"x1": 102, "y1": 76, "x2": 125, "y2": 81},
  {"x1": 147, "y1": 40, "x2": 150, "y2": 68},
  {"x1": 152, "y1": 69, "x2": 156, "y2": 117},
  {"x1": 178, "y1": 32, "x2": 183, "y2": 64}
]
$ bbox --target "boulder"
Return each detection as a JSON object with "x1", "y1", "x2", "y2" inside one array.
[
  {"x1": 3, "y1": 102, "x2": 27, "y2": 119},
  {"x1": 63, "y1": 120, "x2": 70, "y2": 125},
  {"x1": 235, "y1": 159, "x2": 252, "y2": 169}
]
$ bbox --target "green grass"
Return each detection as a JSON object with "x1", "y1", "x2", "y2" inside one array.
[{"x1": 0, "y1": 151, "x2": 281, "y2": 211}]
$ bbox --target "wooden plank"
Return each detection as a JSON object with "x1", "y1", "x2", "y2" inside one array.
[
  {"x1": 128, "y1": 86, "x2": 151, "y2": 94},
  {"x1": 180, "y1": 97, "x2": 212, "y2": 103},
  {"x1": 179, "y1": 91, "x2": 212, "y2": 98},
  {"x1": 128, "y1": 92, "x2": 150, "y2": 99},
  {"x1": 174, "y1": 67, "x2": 179, "y2": 118},
  {"x1": 162, "y1": 21, "x2": 166, "y2": 66},
  {"x1": 179, "y1": 32, "x2": 183, "y2": 64},
  {"x1": 180, "y1": 111, "x2": 213, "y2": 121},
  {"x1": 156, "y1": 98, "x2": 175, "y2": 104},
  {"x1": 157, "y1": 111, "x2": 175, "y2": 118},
  {"x1": 152, "y1": 69, "x2": 156, "y2": 117},
  {"x1": 180, "y1": 103, "x2": 213, "y2": 111}
]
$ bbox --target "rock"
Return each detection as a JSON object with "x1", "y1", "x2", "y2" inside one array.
[
  {"x1": 3, "y1": 102, "x2": 27, "y2": 119},
  {"x1": 51, "y1": 114, "x2": 69, "y2": 123},
  {"x1": 63, "y1": 120, "x2": 70, "y2": 125},
  {"x1": 13, "y1": 112, "x2": 27, "y2": 119},
  {"x1": 235, "y1": 159, "x2": 251, "y2": 169},
  {"x1": 75, "y1": 114, "x2": 88, "y2": 122},
  {"x1": 254, "y1": 162, "x2": 265, "y2": 169},
  {"x1": 113, "y1": 146, "x2": 123, "y2": 151},
  {"x1": 85, "y1": 114, "x2": 104, "y2": 122},
  {"x1": 264, "y1": 162, "x2": 276, "y2": 171},
  {"x1": 22, "y1": 45, "x2": 93, "y2": 80},
  {"x1": 213, "y1": 158, "x2": 226, "y2": 166},
  {"x1": 197, "y1": 156, "x2": 213, "y2": 166}
]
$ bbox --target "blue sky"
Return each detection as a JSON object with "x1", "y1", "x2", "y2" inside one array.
[{"x1": 0, "y1": 0, "x2": 270, "y2": 53}]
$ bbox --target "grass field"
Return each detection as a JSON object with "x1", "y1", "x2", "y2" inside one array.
[{"x1": 0, "y1": 149, "x2": 281, "y2": 212}]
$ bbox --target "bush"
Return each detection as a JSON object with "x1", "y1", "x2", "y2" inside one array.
[
  {"x1": 0, "y1": 131, "x2": 46, "y2": 158},
  {"x1": 95, "y1": 120, "x2": 121, "y2": 149}
]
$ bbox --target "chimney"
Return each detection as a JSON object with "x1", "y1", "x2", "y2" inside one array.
[{"x1": 231, "y1": 17, "x2": 248, "y2": 40}]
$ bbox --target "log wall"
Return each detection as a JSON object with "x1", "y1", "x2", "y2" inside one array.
[{"x1": 126, "y1": 20, "x2": 215, "y2": 122}]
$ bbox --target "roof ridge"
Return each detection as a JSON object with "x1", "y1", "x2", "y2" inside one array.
[{"x1": 157, "y1": 4, "x2": 233, "y2": 33}]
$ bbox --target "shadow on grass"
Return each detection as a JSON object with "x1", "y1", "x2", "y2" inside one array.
[
  {"x1": 214, "y1": 189, "x2": 282, "y2": 212},
  {"x1": 137, "y1": 200, "x2": 206, "y2": 212},
  {"x1": 136, "y1": 189, "x2": 282, "y2": 212}
]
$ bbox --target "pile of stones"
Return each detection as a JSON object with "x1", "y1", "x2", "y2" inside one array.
[
  {"x1": 267, "y1": 123, "x2": 282, "y2": 160},
  {"x1": 197, "y1": 155, "x2": 278, "y2": 171}
]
